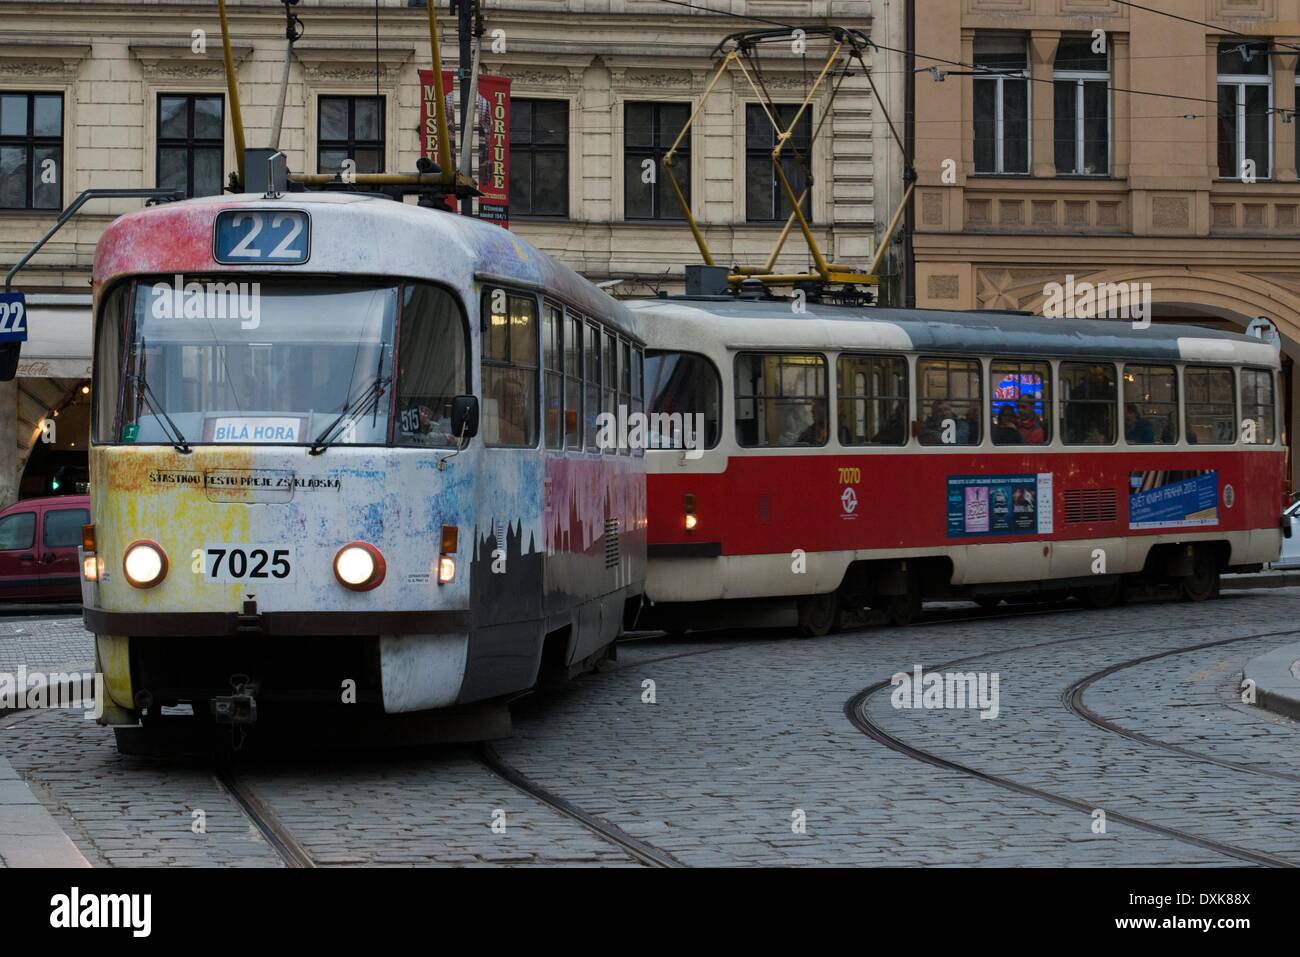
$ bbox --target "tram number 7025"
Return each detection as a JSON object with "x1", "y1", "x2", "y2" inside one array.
[{"x1": 203, "y1": 545, "x2": 293, "y2": 582}]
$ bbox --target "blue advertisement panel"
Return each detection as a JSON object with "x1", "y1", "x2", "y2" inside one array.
[
  {"x1": 947, "y1": 473, "x2": 1054, "y2": 538},
  {"x1": 1128, "y1": 470, "x2": 1219, "y2": 529}
]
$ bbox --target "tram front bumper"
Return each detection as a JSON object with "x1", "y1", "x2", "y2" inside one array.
[{"x1": 85, "y1": 608, "x2": 472, "y2": 721}]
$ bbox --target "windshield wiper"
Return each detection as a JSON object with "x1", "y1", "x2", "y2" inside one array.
[
  {"x1": 129, "y1": 342, "x2": 192, "y2": 454},
  {"x1": 308, "y1": 357, "x2": 390, "y2": 456}
]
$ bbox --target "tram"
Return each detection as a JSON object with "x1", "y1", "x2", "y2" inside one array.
[
  {"x1": 81, "y1": 191, "x2": 646, "y2": 750},
  {"x1": 634, "y1": 295, "x2": 1286, "y2": 635}
]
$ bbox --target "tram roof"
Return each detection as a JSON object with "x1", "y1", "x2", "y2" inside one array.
[
  {"x1": 93, "y1": 192, "x2": 638, "y2": 338},
  {"x1": 626, "y1": 297, "x2": 1279, "y2": 367}
]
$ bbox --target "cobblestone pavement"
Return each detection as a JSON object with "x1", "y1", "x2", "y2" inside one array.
[
  {"x1": 0, "y1": 616, "x2": 93, "y2": 675},
  {"x1": 1, "y1": 592, "x2": 1298, "y2": 866}
]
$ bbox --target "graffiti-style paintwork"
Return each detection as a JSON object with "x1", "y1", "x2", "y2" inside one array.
[{"x1": 85, "y1": 193, "x2": 646, "y2": 737}]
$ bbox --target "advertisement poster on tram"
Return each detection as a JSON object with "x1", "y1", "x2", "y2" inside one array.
[
  {"x1": 419, "y1": 69, "x2": 511, "y2": 226},
  {"x1": 1128, "y1": 469, "x2": 1220, "y2": 529},
  {"x1": 947, "y1": 473, "x2": 1054, "y2": 538}
]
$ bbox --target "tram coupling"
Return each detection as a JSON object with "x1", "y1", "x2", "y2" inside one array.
[{"x1": 212, "y1": 676, "x2": 260, "y2": 726}]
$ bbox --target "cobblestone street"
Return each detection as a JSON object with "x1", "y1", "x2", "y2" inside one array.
[{"x1": 2, "y1": 590, "x2": 1297, "y2": 867}]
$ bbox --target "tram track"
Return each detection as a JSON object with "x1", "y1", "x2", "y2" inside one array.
[
  {"x1": 212, "y1": 766, "x2": 317, "y2": 869},
  {"x1": 845, "y1": 626, "x2": 1300, "y2": 868},
  {"x1": 1064, "y1": 633, "x2": 1300, "y2": 785}
]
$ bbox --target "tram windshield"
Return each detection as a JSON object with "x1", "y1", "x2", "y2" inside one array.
[{"x1": 94, "y1": 278, "x2": 464, "y2": 448}]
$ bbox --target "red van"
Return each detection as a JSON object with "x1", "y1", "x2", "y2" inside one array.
[{"x1": 0, "y1": 495, "x2": 91, "y2": 603}]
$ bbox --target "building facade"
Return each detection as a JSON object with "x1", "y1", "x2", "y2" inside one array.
[
  {"x1": 912, "y1": 0, "x2": 1300, "y2": 485},
  {"x1": 0, "y1": 0, "x2": 902, "y2": 507}
]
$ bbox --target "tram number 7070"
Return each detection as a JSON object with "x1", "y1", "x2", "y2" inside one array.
[{"x1": 203, "y1": 545, "x2": 293, "y2": 582}]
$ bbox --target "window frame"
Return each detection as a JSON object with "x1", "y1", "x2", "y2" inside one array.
[
  {"x1": 745, "y1": 102, "x2": 814, "y2": 223},
  {"x1": 0, "y1": 511, "x2": 36, "y2": 551},
  {"x1": 645, "y1": 349, "x2": 724, "y2": 452},
  {"x1": 542, "y1": 300, "x2": 565, "y2": 450},
  {"x1": 41, "y1": 507, "x2": 91, "y2": 549},
  {"x1": 1052, "y1": 44, "x2": 1110, "y2": 177},
  {"x1": 393, "y1": 281, "x2": 473, "y2": 449},
  {"x1": 0, "y1": 91, "x2": 64, "y2": 211},
  {"x1": 835, "y1": 353, "x2": 909, "y2": 447},
  {"x1": 1183, "y1": 364, "x2": 1238, "y2": 446},
  {"x1": 973, "y1": 37, "x2": 1031, "y2": 176},
  {"x1": 623, "y1": 100, "x2": 691, "y2": 222},
  {"x1": 1240, "y1": 366, "x2": 1277, "y2": 446},
  {"x1": 156, "y1": 92, "x2": 225, "y2": 199},
  {"x1": 510, "y1": 98, "x2": 570, "y2": 219},
  {"x1": 989, "y1": 359, "x2": 1052, "y2": 446},
  {"x1": 1217, "y1": 42, "x2": 1273, "y2": 181},
  {"x1": 918, "y1": 356, "x2": 985, "y2": 448},
  {"x1": 479, "y1": 286, "x2": 540, "y2": 449},
  {"x1": 1122, "y1": 363, "x2": 1179, "y2": 447},
  {"x1": 317, "y1": 94, "x2": 386, "y2": 175},
  {"x1": 733, "y1": 351, "x2": 829, "y2": 450},
  {"x1": 1059, "y1": 360, "x2": 1119, "y2": 447}
]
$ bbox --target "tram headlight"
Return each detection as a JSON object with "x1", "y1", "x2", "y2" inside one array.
[
  {"x1": 123, "y1": 540, "x2": 168, "y2": 589},
  {"x1": 437, "y1": 555, "x2": 456, "y2": 584},
  {"x1": 334, "y1": 542, "x2": 386, "y2": 591},
  {"x1": 684, "y1": 493, "x2": 698, "y2": 531}
]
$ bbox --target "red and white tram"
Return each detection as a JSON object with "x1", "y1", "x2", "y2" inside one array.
[{"x1": 634, "y1": 297, "x2": 1286, "y2": 635}]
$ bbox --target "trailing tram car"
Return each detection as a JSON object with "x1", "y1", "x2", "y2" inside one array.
[
  {"x1": 634, "y1": 295, "x2": 1285, "y2": 635},
  {"x1": 82, "y1": 191, "x2": 646, "y2": 750}
]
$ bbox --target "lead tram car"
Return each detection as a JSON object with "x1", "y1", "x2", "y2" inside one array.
[
  {"x1": 82, "y1": 192, "x2": 647, "y2": 752},
  {"x1": 635, "y1": 296, "x2": 1287, "y2": 635}
]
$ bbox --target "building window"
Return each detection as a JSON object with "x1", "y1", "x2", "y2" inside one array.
[
  {"x1": 1241, "y1": 368, "x2": 1276, "y2": 444},
  {"x1": 991, "y1": 360, "x2": 1050, "y2": 445},
  {"x1": 157, "y1": 94, "x2": 225, "y2": 199},
  {"x1": 624, "y1": 101, "x2": 690, "y2": 221},
  {"x1": 919, "y1": 358, "x2": 983, "y2": 446},
  {"x1": 481, "y1": 289, "x2": 538, "y2": 448},
  {"x1": 973, "y1": 36, "x2": 1030, "y2": 175},
  {"x1": 1123, "y1": 365, "x2": 1177, "y2": 445},
  {"x1": 1061, "y1": 362, "x2": 1117, "y2": 445},
  {"x1": 1053, "y1": 36, "x2": 1109, "y2": 176},
  {"x1": 734, "y1": 353, "x2": 827, "y2": 448},
  {"x1": 0, "y1": 92, "x2": 63, "y2": 210},
  {"x1": 511, "y1": 99, "x2": 568, "y2": 217},
  {"x1": 318, "y1": 95, "x2": 384, "y2": 175},
  {"x1": 1217, "y1": 41, "x2": 1271, "y2": 180},
  {"x1": 837, "y1": 355, "x2": 907, "y2": 446},
  {"x1": 1185, "y1": 366, "x2": 1236, "y2": 444},
  {"x1": 746, "y1": 104, "x2": 813, "y2": 222}
]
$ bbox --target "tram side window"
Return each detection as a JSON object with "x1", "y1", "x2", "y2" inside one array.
[
  {"x1": 618, "y1": 338, "x2": 633, "y2": 455},
  {"x1": 396, "y1": 284, "x2": 467, "y2": 447},
  {"x1": 603, "y1": 331, "x2": 618, "y2": 454},
  {"x1": 735, "y1": 353, "x2": 828, "y2": 448},
  {"x1": 1184, "y1": 366, "x2": 1236, "y2": 444},
  {"x1": 564, "y1": 311, "x2": 583, "y2": 450},
  {"x1": 93, "y1": 283, "x2": 129, "y2": 444},
  {"x1": 1123, "y1": 365, "x2": 1177, "y2": 445},
  {"x1": 584, "y1": 321, "x2": 601, "y2": 451},
  {"x1": 990, "y1": 360, "x2": 1050, "y2": 446},
  {"x1": 481, "y1": 289, "x2": 538, "y2": 448},
  {"x1": 918, "y1": 358, "x2": 982, "y2": 447},
  {"x1": 1241, "y1": 368, "x2": 1276, "y2": 445},
  {"x1": 837, "y1": 355, "x2": 907, "y2": 446},
  {"x1": 1060, "y1": 362, "x2": 1117, "y2": 445},
  {"x1": 646, "y1": 350, "x2": 721, "y2": 449},
  {"x1": 542, "y1": 303, "x2": 564, "y2": 450}
]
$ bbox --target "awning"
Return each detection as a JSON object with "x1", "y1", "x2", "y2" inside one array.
[{"x1": 14, "y1": 294, "x2": 92, "y2": 379}]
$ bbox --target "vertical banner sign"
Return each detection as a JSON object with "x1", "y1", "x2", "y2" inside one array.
[
  {"x1": 476, "y1": 74, "x2": 511, "y2": 227},
  {"x1": 419, "y1": 69, "x2": 512, "y2": 228}
]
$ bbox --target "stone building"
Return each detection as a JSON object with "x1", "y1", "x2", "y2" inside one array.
[
  {"x1": 0, "y1": 0, "x2": 901, "y2": 507},
  {"x1": 911, "y1": 0, "x2": 1300, "y2": 485}
]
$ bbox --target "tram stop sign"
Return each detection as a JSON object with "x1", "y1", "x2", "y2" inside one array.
[{"x1": 0, "y1": 291, "x2": 27, "y2": 381}]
